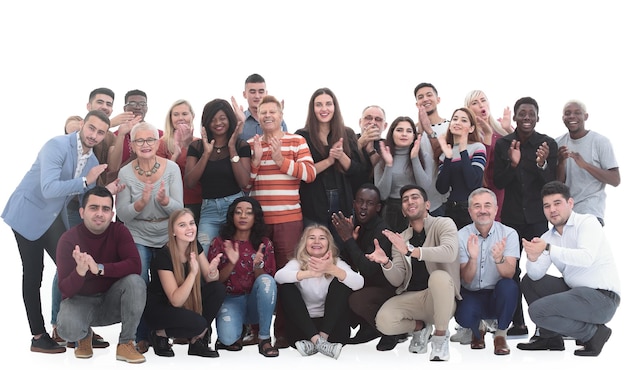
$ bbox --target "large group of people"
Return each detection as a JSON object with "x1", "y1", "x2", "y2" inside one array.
[{"x1": 2, "y1": 75, "x2": 620, "y2": 363}]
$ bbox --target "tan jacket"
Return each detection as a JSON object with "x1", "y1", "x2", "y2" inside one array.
[{"x1": 383, "y1": 215, "x2": 461, "y2": 300}]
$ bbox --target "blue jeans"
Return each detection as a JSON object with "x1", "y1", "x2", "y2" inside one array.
[
  {"x1": 455, "y1": 279, "x2": 519, "y2": 337},
  {"x1": 198, "y1": 192, "x2": 244, "y2": 254},
  {"x1": 216, "y1": 274, "x2": 277, "y2": 345},
  {"x1": 135, "y1": 243, "x2": 157, "y2": 342}
]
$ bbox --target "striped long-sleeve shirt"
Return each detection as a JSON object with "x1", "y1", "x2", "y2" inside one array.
[
  {"x1": 436, "y1": 142, "x2": 487, "y2": 202},
  {"x1": 248, "y1": 133, "x2": 316, "y2": 224}
]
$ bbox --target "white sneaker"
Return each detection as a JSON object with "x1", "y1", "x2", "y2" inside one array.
[
  {"x1": 315, "y1": 337, "x2": 342, "y2": 359},
  {"x1": 295, "y1": 340, "x2": 317, "y2": 356},
  {"x1": 409, "y1": 324, "x2": 432, "y2": 354},
  {"x1": 450, "y1": 327, "x2": 471, "y2": 344},
  {"x1": 429, "y1": 332, "x2": 450, "y2": 362}
]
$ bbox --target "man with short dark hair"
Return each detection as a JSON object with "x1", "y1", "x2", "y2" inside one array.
[
  {"x1": 56, "y1": 186, "x2": 146, "y2": 363},
  {"x1": 517, "y1": 181, "x2": 620, "y2": 357},
  {"x1": 238, "y1": 73, "x2": 288, "y2": 140},
  {"x1": 367, "y1": 184, "x2": 460, "y2": 361},
  {"x1": 331, "y1": 184, "x2": 396, "y2": 350},
  {"x1": 493, "y1": 96, "x2": 557, "y2": 336},
  {"x1": 2, "y1": 111, "x2": 124, "y2": 354},
  {"x1": 413, "y1": 82, "x2": 449, "y2": 216}
]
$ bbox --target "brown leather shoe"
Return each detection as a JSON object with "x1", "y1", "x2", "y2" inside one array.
[
  {"x1": 494, "y1": 335, "x2": 510, "y2": 355},
  {"x1": 470, "y1": 330, "x2": 485, "y2": 349}
]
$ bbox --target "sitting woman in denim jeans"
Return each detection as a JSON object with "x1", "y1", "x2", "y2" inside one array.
[
  {"x1": 208, "y1": 196, "x2": 279, "y2": 357},
  {"x1": 185, "y1": 98, "x2": 251, "y2": 252}
]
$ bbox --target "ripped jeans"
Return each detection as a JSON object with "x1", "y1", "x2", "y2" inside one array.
[{"x1": 215, "y1": 274, "x2": 277, "y2": 345}]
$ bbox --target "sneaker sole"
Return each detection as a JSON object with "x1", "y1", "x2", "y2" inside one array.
[
  {"x1": 116, "y1": 355, "x2": 146, "y2": 363},
  {"x1": 31, "y1": 346, "x2": 66, "y2": 354},
  {"x1": 75, "y1": 352, "x2": 93, "y2": 359},
  {"x1": 295, "y1": 342, "x2": 317, "y2": 356}
]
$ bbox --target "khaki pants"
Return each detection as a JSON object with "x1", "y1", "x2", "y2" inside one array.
[{"x1": 375, "y1": 270, "x2": 456, "y2": 334}]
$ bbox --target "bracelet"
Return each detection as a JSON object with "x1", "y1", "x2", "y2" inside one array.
[
  {"x1": 208, "y1": 270, "x2": 219, "y2": 278},
  {"x1": 495, "y1": 255, "x2": 506, "y2": 264},
  {"x1": 380, "y1": 259, "x2": 391, "y2": 268},
  {"x1": 368, "y1": 149, "x2": 377, "y2": 157}
]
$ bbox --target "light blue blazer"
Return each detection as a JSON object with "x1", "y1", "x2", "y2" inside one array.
[{"x1": 2, "y1": 132, "x2": 99, "y2": 241}]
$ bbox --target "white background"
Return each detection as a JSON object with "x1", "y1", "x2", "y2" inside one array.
[{"x1": 0, "y1": 1, "x2": 623, "y2": 368}]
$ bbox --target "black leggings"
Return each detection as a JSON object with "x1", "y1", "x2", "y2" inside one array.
[
  {"x1": 279, "y1": 278, "x2": 352, "y2": 346},
  {"x1": 143, "y1": 281, "x2": 226, "y2": 339}
]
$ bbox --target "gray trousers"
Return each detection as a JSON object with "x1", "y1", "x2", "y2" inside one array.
[
  {"x1": 521, "y1": 274, "x2": 620, "y2": 342},
  {"x1": 57, "y1": 274, "x2": 146, "y2": 344}
]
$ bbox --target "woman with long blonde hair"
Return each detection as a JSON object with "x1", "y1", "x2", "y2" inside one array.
[
  {"x1": 274, "y1": 225, "x2": 364, "y2": 359},
  {"x1": 157, "y1": 100, "x2": 203, "y2": 222},
  {"x1": 143, "y1": 208, "x2": 226, "y2": 358}
]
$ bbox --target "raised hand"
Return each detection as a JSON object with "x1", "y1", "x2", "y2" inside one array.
[
  {"x1": 379, "y1": 140, "x2": 393, "y2": 166},
  {"x1": 188, "y1": 252, "x2": 199, "y2": 276},
  {"x1": 497, "y1": 107, "x2": 513, "y2": 133},
  {"x1": 437, "y1": 134, "x2": 453, "y2": 159},
  {"x1": 328, "y1": 138, "x2": 344, "y2": 160},
  {"x1": 508, "y1": 140, "x2": 521, "y2": 167},
  {"x1": 467, "y1": 233, "x2": 479, "y2": 260},
  {"x1": 536, "y1": 142, "x2": 550, "y2": 166},
  {"x1": 230, "y1": 96, "x2": 246, "y2": 124},
  {"x1": 491, "y1": 237, "x2": 506, "y2": 263},
  {"x1": 365, "y1": 239, "x2": 388, "y2": 264},
  {"x1": 86, "y1": 164, "x2": 108, "y2": 185},
  {"x1": 223, "y1": 240, "x2": 240, "y2": 265},
  {"x1": 156, "y1": 181, "x2": 168, "y2": 206},
  {"x1": 410, "y1": 134, "x2": 422, "y2": 159},
  {"x1": 331, "y1": 211, "x2": 355, "y2": 242}
]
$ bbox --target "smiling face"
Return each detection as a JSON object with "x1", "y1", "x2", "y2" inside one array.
[
  {"x1": 258, "y1": 101, "x2": 283, "y2": 134},
  {"x1": 513, "y1": 103, "x2": 539, "y2": 137},
  {"x1": 401, "y1": 188, "x2": 429, "y2": 221},
  {"x1": 132, "y1": 129, "x2": 158, "y2": 159},
  {"x1": 173, "y1": 212, "x2": 197, "y2": 244},
  {"x1": 562, "y1": 102, "x2": 588, "y2": 137},
  {"x1": 353, "y1": 188, "x2": 381, "y2": 224},
  {"x1": 232, "y1": 201, "x2": 255, "y2": 232},
  {"x1": 449, "y1": 109, "x2": 475, "y2": 138},
  {"x1": 80, "y1": 194, "x2": 114, "y2": 235},
  {"x1": 314, "y1": 93, "x2": 335, "y2": 123},
  {"x1": 415, "y1": 86, "x2": 440, "y2": 115},
  {"x1": 305, "y1": 227, "x2": 330, "y2": 258},
  {"x1": 468, "y1": 191, "x2": 497, "y2": 227},
  {"x1": 392, "y1": 120, "x2": 416, "y2": 148},
  {"x1": 209, "y1": 110, "x2": 229, "y2": 137}
]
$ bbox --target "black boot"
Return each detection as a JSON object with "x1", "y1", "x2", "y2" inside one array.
[
  {"x1": 188, "y1": 332, "x2": 219, "y2": 358},
  {"x1": 150, "y1": 331, "x2": 174, "y2": 357},
  {"x1": 376, "y1": 335, "x2": 401, "y2": 351}
]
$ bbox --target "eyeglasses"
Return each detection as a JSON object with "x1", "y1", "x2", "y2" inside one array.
[
  {"x1": 132, "y1": 138, "x2": 158, "y2": 146},
  {"x1": 125, "y1": 101, "x2": 148, "y2": 108},
  {"x1": 363, "y1": 115, "x2": 384, "y2": 123}
]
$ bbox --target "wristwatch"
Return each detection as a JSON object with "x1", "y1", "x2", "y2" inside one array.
[
  {"x1": 97, "y1": 263, "x2": 104, "y2": 276},
  {"x1": 231, "y1": 155, "x2": 240, "y2": 163},
  {"x1": 406, "y1": 243, "x2": 415, "y2": 257},
  {"x1": 543, "y1": 243, "x2": 551, "y2": 255},
  {"x1": 254, "y1": 261, "x2": 264, "y2": 269},
  {"x1": 428, "y1": 131, "x2": 437, "y2": 139}
]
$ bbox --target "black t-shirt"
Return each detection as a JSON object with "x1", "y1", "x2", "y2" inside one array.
[
  {"x1": 406, "y1": 229, "x2": 430, "y2": 292},
  {"x1": 147, "y1": 243, "x2": 204, "y2": 304}
]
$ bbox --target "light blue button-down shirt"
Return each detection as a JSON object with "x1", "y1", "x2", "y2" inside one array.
[{"x1": 458, "y1": 221, "x2": 520, "y2": 290}]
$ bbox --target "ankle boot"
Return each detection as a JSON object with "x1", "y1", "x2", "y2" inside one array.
[{"x1": 188, "y1": 332, "x2": 219, "y2": 358}]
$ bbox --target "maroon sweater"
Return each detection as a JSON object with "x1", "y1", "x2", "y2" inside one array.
[{"x1": 57, "y1": 222, "x2": 141, "y2": 299}]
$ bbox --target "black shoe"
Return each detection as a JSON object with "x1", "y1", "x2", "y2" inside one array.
[
  {"x1": 517, "y1": 336, "x2": 565, "y2": 351},
  {"x1": 348, "y1": 325, "x2": 380, "y2": 344},
  {"x1": 507, "y1": 325, "x2": 528, "y2": 337},
  {"x1": 188, "y1": 333, "x2": 219, "y2": 358},
  {"x1": 150, "y1": 331, "x2": 174, "y2": 357},
  {"x1": 376, "y1": 335, "x2": 401, "y2": 351},
  {"x1": 31, "y1": 333, "x2": 67, "y2": 354},
  {"x1": 215, "y1": 339, "x2": 243, "y2": 351},
  {"x1": 574, "y1": 324, "x2": 612, "y2": 357}
]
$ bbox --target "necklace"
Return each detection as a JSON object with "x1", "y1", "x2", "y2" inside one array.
[
  {"x1": 134, "y1": 159, "x2": 160, "y2": 177},
  {"x1": 214, "y1": 145, "x2": 226, "y2": 154}
]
